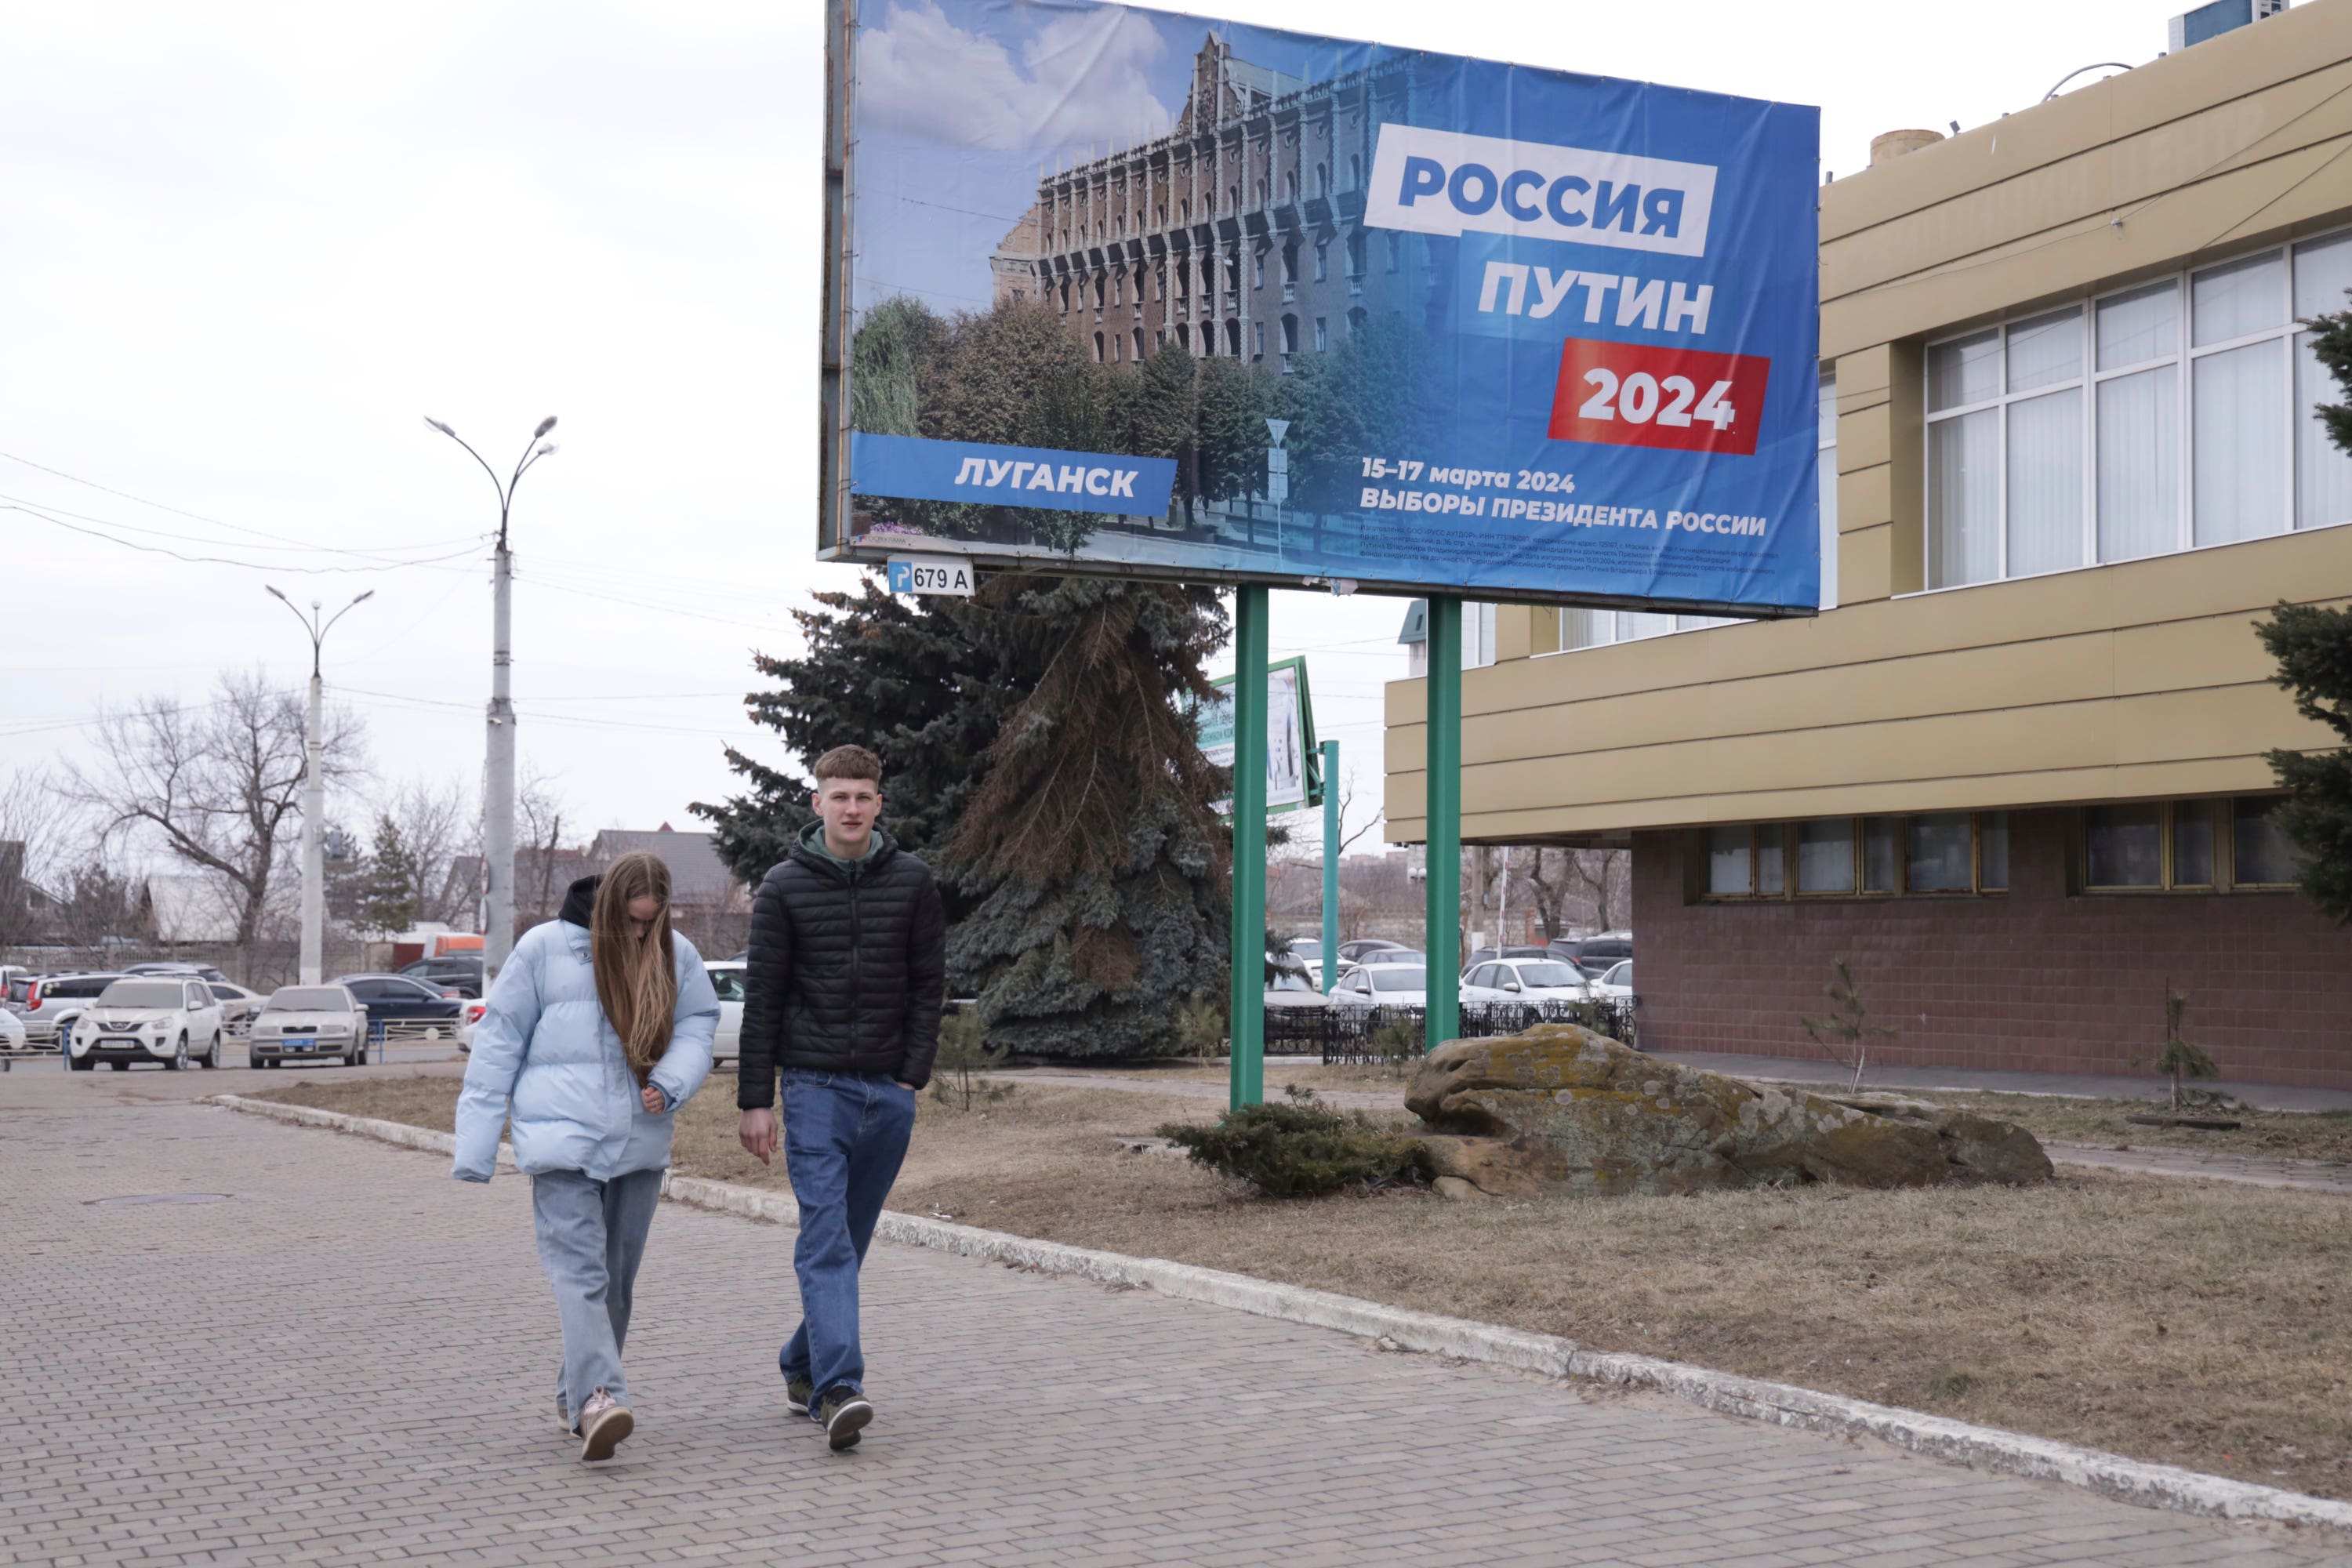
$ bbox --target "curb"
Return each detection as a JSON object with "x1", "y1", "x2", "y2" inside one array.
[{"x1": 207, "y1": 1092, "x2": 2352, "y2": 1535}]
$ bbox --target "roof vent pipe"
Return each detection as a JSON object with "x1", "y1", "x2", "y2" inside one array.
[{"x1": 1870, "y1": 128, "x2": 1944, "y2": 166}]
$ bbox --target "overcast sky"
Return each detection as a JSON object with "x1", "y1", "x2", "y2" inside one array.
[{"x1": 2, "y1": 0, "x2": 2194, "y2": 864}]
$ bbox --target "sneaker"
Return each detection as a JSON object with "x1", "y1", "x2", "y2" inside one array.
[
  {"x1": 815, "y1": 1386, "x2": 873, "y2": 1452},
  {"x1": 785, "y1": 1374, "x2": 814, "y2": 1416},
  {"x1": 577, "y1": 1388, "x2": 633, "y2": 1462},
  {"x1": 556, "y1": 1401, "x2": 575, "y2": 1437}
]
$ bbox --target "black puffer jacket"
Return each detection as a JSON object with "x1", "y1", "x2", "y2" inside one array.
[{"x1": 737, "y1": 826, "x2": 948, "y2": 1109}]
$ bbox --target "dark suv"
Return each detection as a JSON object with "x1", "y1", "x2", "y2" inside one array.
[
  {"x1": 1548, "y1": 931, "x2": 1632, "y2": 979},
  {"x1": 397, "y1": 955, "x2": 484, "y2": 998}
]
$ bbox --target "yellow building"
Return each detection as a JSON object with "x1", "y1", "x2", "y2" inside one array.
[{"x1": 1386, "y1": 0, "x2": 2352, "y2": 1088}]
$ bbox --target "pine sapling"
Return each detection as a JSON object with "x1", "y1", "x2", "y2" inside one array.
[
  {"x1": 930, "y1": 1007, "x2": 1014, "y2": 1112},
  {"x1": 2147, "y1": 987, "x2": 2220, "y2": 1112},
  {"x1": 1800, "y1": 956, "x2": 1900, "y2": 1094}
]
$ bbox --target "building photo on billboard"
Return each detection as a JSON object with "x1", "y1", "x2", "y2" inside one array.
[{"x1": 820, "y1": 0, "x2": 1822, "y2": 618}]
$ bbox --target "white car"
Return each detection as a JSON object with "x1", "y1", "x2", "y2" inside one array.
[
  {"x1": 1588, "y1": 960, "x2": 1635, "y2": 1004},
  {"x1": 249, "y1": 985, "x2": 368, "y2": 1067},
  {"x1": 706, "y1": 960, "x2": 745, "y2": 1065},
  {"x1": 69, "y1": 977, "x2": 227, "y2": 1070},
  {"x1": 1461, "y1": 958, "x2": 1593, "y2": 1004},
  {"x1": 1327, "y1": 964, "x2": 1428, "y2": 1008},
  {"x1": 0, "y1": 1007, "x2": 27, "y2": 1053}
]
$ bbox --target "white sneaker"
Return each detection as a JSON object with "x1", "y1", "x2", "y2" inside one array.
[{"x1": 577, "y1": 1388, "x2": 633, "y2": 1461}]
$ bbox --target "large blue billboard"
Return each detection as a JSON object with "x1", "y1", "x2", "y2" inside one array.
[{"x1": 820, "y1": 0, "x2": 1820, "y2": 615}]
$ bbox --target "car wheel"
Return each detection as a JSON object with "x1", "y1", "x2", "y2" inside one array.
[
  {"x1": 69, "y1": 1054, "x2": 92, "y2": 1072},
  {"x1": 249, "y1": 1053, "x2": 266, "y2": 1069},
  {"x1": 166, "y1": 1033, "x2": 187, "y2": 1071},
  {"x1": 202, "y1": 1032, "x2": 222, "y2": 1069}
]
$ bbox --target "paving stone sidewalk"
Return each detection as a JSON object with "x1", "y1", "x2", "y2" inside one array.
[
  {"x1": 1029, "y1": 1076, "x2": 2352, "y2": 1197},
  {"x1": 4, "y1": 1081, "x2": 2347, "y2": 1567}
]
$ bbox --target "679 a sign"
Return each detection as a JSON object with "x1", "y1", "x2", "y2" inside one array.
[{"x1": 1548, "y1": 338, "x2": 1773, "y2": 456}]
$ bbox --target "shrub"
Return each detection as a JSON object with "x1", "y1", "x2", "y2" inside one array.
[
  {"x1": 931, "y1": 1007, "x2": 1016, "y2": 1111},
  {"x1": 1172, "y1": 989, "x2": 1227, "y2": 1061},
  {"x1": 1157, "y1": 1102, "x2": 1426, "y2": 1198}
]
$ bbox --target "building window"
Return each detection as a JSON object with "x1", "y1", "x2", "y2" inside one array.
[
  {"x1": 1313, "y1": 317, "x2": 1327, "y2": 351},
  {"x1": 1348, "y1": 232, "x2": 1367, "y2": 277},
  {"x1": 1280, "y1": 314, "x2": 1298, "y2": 354},
  {"x1": 1112, "y1": 273, "x2": 1123, "y2": 307},
  {"x1": 1092, "y1": 332, "x2": 1105, "y2": 363},
  {"x1": 1252, "y1": 321, "x2": 1265, "y2": 359},
  {"x1": 1282, "y1": 243, "x2": 1297, "y2": 284},
  {"x1": 1253, "y1": 252, "x2": 1265, "y2": 288},
  {"x1": 1225, "y1": 319, "x2": 1241, "y2": 356},
  {"x1": 1347, "y1": 306, "x2": 1366, "y2": 334},
  {"x1": 1463, "y1": 602, "x2": 1497, "y2": 669},
  {"x1": 1818, "y1": 368, "x2": 1838, "y2": 611},
  {"x1": 1133, "y1": 327, "x2": 1146, "y2": 361},
  {"x1": 1314, "y1": 241, "x2": 1328, "y2": 281},
  {"x1": 1386, "y1": 232, "x2": 1401, "y2": 273},
  {"x1": 2080, "y1": 797, "x2": 2298, "y2": 890},
  {"x1": 1922, "y1": 227, "x2": 2352, "y2": 591},
  {"x1": 1707, "y1": 813, "x2": 2005, "y2": 899}
]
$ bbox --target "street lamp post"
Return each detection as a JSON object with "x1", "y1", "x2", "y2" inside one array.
[
  {"x1": 266, "y1": 586, "x2": 375, "y2": 985},
  {"x1": 424, "y1": 416, "x2": 557, "y2": 985}
]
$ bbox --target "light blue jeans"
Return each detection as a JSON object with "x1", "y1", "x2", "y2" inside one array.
[
  {"x1": 779, "y1": 1071, "x2": 916, "y2": 1406},
  {"x1": 531, "y1": 1166, "x2": 664, "y2": 1427}
]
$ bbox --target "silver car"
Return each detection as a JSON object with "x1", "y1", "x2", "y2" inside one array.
[{"x1": 249, "y1": 985, "x2": 368, "y2": 1068}]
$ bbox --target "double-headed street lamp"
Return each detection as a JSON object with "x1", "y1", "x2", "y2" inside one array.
[
  {"x1": 423, "y1": 415, "x2": 557, "y2": 984},
  {"x1": 266, "y1": 585, "x2": 374, "y2": 985}
]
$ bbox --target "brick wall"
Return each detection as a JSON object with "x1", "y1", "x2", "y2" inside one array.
[{"x1": 1631, "y1": 808, "x2": 2352, "y2": 1090}]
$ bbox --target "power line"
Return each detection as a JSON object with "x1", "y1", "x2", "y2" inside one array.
[{"x1": 2, "y1": 500, "x2": 485, "y2": 575}]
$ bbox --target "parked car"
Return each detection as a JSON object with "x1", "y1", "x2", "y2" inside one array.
[
  {"x1": 456, "y1": 997, "x2": 488, "y2": 1053},
  {"x1": 1355, "y1": 947, "x2": 1425, "y2": 968},
  {"x1": 331, "y1": 974, "x2": 466, "y2": 1041},
  {"x1": 1335, "y1": 938, "x2": 1408, "y2": 965},
  {"x1": 397, "y1": 954, "x2": 485, "y2": 998},
  {"x1": 249, "y1": 985, "x2": 368, "y2": 1067},
  {"x1": 1548, "y1": 931, "x2": 1632, "y2": 979},
  {"x1": 67, "y1": 977, "x2": 226, "y2": 1070},
  {"x1": 1327, "y1": 964, "x2": 1428, "y2": 1008},
  {"x1": 1460, "y1": 958, "x2": 1593, "y2": 1003},
  {"x1": 10, "y1": 971, "x2": 127, "y2": 1048},
  {"x1": 1265, "y1": 954, "x2": 1325, "y2": 1007},
  {"x1": 1588, "y1": 960, "x2": 1635, "y2": 1004},
  {"x1": 1463, "y1": 945, "x2": 1554, "y2": 967},
  {"x1": 1283, "y1": 936, "x2": 1324, "y2": 987},
  {"x1": 124, "y1": 960, "x2": 231, "y2": 984},
  {"x1": 207, "y1": 982, "x2": 265, "y2": 1034},
  {"x1": 706, "y1": 960, "x2": 746, "y2": 1065},
  {"x1": 0, "y1": 1007, "x2": 27, "y2": 1054}
]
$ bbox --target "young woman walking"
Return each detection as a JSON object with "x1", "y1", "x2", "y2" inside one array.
[{"x1": 453, "y1": 851, "x2": 720, "y2": 1461}]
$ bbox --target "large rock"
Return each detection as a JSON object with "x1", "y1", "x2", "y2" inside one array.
[{"x1": 1406, "y1": 1025, "x2": 2051, "y2": 1198}]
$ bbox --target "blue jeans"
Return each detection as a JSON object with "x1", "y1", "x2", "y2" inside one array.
[
  {"x1": 531, "y1": 1166, "x2": 664, "y2": 1426},
  {"x1": 778, "y1": 1070, "x2": 916, "y2": 1405}
]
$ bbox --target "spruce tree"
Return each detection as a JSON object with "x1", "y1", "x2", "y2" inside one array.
[
  {"x1": 2252, "y1": 296, "x2": 2352, "y2": 920},
  {"x1": 943, "y1": 575, "x2": 1232, "y2": 1060},
  {"x1": 689, "y1": 575, "x2": 1014, "y2": 915},
  {"x1": 355, "y1": 815, "x2": 421, "y2": 937}
]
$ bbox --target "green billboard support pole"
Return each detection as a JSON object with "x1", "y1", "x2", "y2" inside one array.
[
  {"x1": 1229, "y1": 584, "x2": 1269, "y2": 1112},
  {"x1": 1319, "y1": 738, "x2": 1340, "y2": 996},
  {"x1": 1423, "y1": 597, "x2": 1462, "y2": 1054}
]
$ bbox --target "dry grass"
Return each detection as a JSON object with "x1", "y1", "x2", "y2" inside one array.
[{"x1": 255, "y1": 1073, "x2": 2352, "y2": 1499}]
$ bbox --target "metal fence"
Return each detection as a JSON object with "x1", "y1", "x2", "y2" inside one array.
[{"x1": 1261, "y1": 998, "x2": 1639, "y2": 1065}]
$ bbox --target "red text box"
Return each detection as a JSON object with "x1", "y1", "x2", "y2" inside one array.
[{"x1": 1548, "y1": 339, "x2": 1773, "y2": 456}]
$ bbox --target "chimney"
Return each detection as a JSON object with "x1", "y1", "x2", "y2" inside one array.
[{"x1": 1871, "y1": 129, "x2": 1946, "y2": 166}]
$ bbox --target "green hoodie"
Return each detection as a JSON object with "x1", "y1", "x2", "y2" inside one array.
[{"x1": 798, "y1": 818, "x2": 880, "y2": 883}]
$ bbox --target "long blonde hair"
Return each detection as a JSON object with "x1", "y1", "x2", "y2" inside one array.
[{"x1": 590, "y1": 852, "x2": 678, "y2": 1083}]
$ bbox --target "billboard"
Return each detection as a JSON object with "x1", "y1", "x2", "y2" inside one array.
[
  {"x1": 819, "y1": 0, "x2": 1820, "y2": 616},
  {"x1": 1197, "y1": 655, "x2": 1319, "y2": 815}
]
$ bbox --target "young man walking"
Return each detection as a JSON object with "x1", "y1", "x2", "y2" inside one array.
[{"x1": 738, "y1": 744, "x2": 947, "y2": 1451}]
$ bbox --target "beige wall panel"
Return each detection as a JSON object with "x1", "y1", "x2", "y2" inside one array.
[
  {"x1": 1496, "y1": 605, "x2": 1536, "y2": 663},
  {"x1": 1837, "y1": 408, "x2": 1890, "y2": 474},
  {"x1": 2110, "y1": 611, "x2": 2288, "y2": 695},
  {"x1": 1824, "y1": 9, "x2": 2352, "y2": 242},
  {"x1": 1835, "y1": 343, "x2": 1895, "y2": 405},
  {"x1": 1824, "y1": 138, "x2": 2352, "y2": 357},
  {"x1": 1840, "y1": 523, "x2": 1893, "y2": 603},
  {"x1": 1842, "y1": 463, "x2": 1892, "y2": 532},
  {"x1": 1824, "y1": 69, "x2": 2352, "y2": 303},
  {"x1": 1454, "y1": 754, "x2": 2296, "y2": 841}
]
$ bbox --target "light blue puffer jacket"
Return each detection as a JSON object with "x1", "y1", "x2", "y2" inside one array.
[{"x1": 452, "y1": 914, "x2": 719, "y2": 1183}]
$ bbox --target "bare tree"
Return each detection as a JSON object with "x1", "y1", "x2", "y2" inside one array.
[
  {"x1": 0, "y1": 766, "x2": 78, "y2": 957},
  {"x1": 375, "y1": 775, "x2": 474, "y2": 925},
  {"x1": 1525, "y1": 847, "x2": 1631, "y2": 939},
  {"x1": 516, "y1": 768, "x2": 577, "y2": 926},
  {"x1": 64, "y1": 670, "x2": 365, "y2": 960}
]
